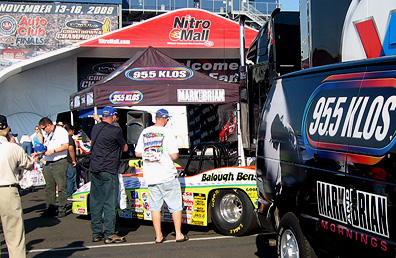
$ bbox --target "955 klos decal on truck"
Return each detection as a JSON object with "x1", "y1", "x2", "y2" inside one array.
[{"x1": 302, "y1": 70, "x2": 396, "y2": 165}]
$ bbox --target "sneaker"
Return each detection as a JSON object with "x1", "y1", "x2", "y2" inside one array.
[
  {"x1": 92, "y1": 233, "x2": 104, "y2": 242},
  {"x1": 57, "y1": 211, "x2": 66, "y2": 218},
  {"x1": 104, "y1": 234, "x2": 126, "y2": 244}
]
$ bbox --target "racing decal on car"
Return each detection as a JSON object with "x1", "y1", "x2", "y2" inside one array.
[
  {"x1": 130, "y1": 202, "x2": 143, "y2": 213},
  {"x1": 200, "y1": 169, "x2": 256, "y2": 184},
  {"x1": 141, "y1": 192, "x2": 148, "y2": 202},
  {"x1": 119, "y1": 210, "x2": 132, "y2": 219},
  {"x1": 317, "y1": 181, "x2": 389, "y2": 238},
  {"x1": 72, "y1": 166, "x2": 257, "y2": 229},
  {"x1": 144, "y1": 211, "x2": 151, "y2": 220},
  {"x1": 302, "y1": 71, "x2": 396, "y2": 165}
]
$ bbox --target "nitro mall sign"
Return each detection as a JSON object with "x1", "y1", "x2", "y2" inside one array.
[
  {"x1": 78, "y1": 9, "x2": 259, "y2": 49},
  {"x1": 168, "y1": 14, "x2": 213, "y2": 47}
]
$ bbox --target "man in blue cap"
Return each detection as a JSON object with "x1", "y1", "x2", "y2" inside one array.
[
  {"x1": 89, "y1": 106, "x2": 128, "y2": 244},
  {"x1": 135, "y1": 108, "x2": 188, "y2": 243}
]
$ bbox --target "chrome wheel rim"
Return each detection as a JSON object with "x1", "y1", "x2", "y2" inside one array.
[
  {"x1": 219, "y1": 193, "x2": 242, "y2": 223},
  {"x1": 280, "y1": 229, "x2": 300, "y2": 258}
]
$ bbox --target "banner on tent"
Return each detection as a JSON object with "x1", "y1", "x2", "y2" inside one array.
[{"x1": 77, "y1": 58, "x2": 240, "y2": 91}]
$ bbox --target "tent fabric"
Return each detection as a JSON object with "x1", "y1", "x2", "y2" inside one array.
[
  {"x1": 70, "y1": 47, "x2": 240, "y2": 109},
  {"x1": 79, "y1": 108, "x2": 104, "y2": 118},
  {"x1": 0, "y1": 8, "x2": 256, "y2": 136},
  {"x1": 79, "y1": 8, "x2": 258, "y2": 49}
]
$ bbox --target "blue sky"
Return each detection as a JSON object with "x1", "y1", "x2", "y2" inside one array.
[{"x1": 280, "y1": 0, "x2": 299, "y2": 11}]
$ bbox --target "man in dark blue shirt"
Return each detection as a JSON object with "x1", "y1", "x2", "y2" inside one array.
[{"x1": 89, "y1": 106, "x2": 128, "y2": 244}]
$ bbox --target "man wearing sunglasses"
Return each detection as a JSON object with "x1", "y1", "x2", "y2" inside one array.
[{"x1": 38, "y1": 117, "x2": 69, "y2": 218}]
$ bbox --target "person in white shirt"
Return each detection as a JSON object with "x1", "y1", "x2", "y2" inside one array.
[
  {"x1": 0, "y1": 115, "x2": 34, "y2": 258},
  {"x1": 19, "y1": 134, "x2": 32, "y2": 155},
  {"x1": 38, "y1": 117, "x2": 69, "y2": 218},
  {"x1": 135, "y1": 109, "x2": 188, "y2": 243}
]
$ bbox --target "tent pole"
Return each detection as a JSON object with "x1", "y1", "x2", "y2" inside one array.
[
  {"x1": 94, "y1": 106, "x2": 98, "y2": 124},
  {"x1": 70, "y1": 111, "x2": 74, "y2": 126},
  {"x1": 237, "y1": 103, "x2": 246, "y2": 166},
  {"x1": 238, "y1": 15, "x2": 246, "y2": 166}
]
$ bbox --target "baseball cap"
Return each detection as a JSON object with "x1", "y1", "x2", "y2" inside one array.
[
  {"x1": 156, "y1": 109, "x2": 169, "y2": 118},
  {"x1": 0, "y1": 115, "x2": 8, "y2": 129},
  {"x1": 102, "y1": 106, "x2": 117, "y2": 117}
]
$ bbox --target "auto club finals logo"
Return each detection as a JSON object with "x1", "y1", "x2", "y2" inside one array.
[{"x1": 168, "y1": 14, "x2": 214, "y2": 46}]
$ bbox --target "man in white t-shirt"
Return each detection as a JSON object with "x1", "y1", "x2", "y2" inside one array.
[
  {"x1": 135, "y1": 109, "x2": 188, "y2": 243},
  {"x1": 38, "y1": 117, "x2": 69, "y2": 218}
]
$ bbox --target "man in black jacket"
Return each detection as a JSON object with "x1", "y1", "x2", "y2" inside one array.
[{"x1": 89, "y1": 106, "x2": 128, "y2": 244}]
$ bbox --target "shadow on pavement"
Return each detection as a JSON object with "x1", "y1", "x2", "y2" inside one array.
[
  {"x1": 254, "y1": 233, "x2": 277, "y2": 258},
  {"x1": 29, "y1": 241, "x2": 87, "y2": 258},
  {"x1": 24, "y1": 216, "x2": 61, "y2": 235}
]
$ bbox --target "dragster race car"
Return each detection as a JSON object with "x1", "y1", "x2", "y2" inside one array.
[{"x1": 70, "y1": 143, "x2": 259, "y2": 236}]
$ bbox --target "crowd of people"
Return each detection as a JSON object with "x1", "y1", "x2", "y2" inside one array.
[{"x1": 0, "y1": 107, "x2": 188, "y2": 258}]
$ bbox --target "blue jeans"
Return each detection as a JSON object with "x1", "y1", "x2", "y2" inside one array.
[
  {"x1": 90, "y1": 172, "x2": 119, "y2": 238},
  {"x1": 66, "y1": 163, "x2": 77, "y2": 197},
  {"x1": 22, "y1": 142, "x2": 32, "y2": 156}
]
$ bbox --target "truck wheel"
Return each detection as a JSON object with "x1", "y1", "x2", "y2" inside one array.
[
  {"x1": 210, "y1": 189, "x2": 258, "y2": 236},
  {"x1": 277, "y1": 213, "x2": 317, "y2": 258}
]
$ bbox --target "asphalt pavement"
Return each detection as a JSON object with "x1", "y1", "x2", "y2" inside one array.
[{"x1": 0, "y1": 187, "x2": 277, "y2": 258}]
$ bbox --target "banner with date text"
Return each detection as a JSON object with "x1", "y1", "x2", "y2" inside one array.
[{"x1": 0, "y1": 2, "x2": 119, "y2": 70}]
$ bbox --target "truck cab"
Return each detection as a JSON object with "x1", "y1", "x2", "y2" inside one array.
[{"x1": 243, "y1": 10, "x2": 300, "y2": 151}]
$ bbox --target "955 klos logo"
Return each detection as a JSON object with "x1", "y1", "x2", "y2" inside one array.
[
  {"x1": 110, "y1": 91, "x2": 143, "y2": 105},
  {"x1": 302, "y1": 71, "x2": 396, "y2": 164}
]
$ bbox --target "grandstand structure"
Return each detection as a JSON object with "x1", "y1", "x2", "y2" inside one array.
[
  {"x1": 11, "y1": 0, "x2": 281, "y2": 28},
  {"x1": 122, "y1": 0, "x2": 281, "y2": 28}
]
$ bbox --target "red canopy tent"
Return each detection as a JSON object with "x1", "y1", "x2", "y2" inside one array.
[
  {"x1": 70, "y1": 46, "x2": 239, "y2": 110},
  {"x1": 78, "y1": 8, "x2": 258, "y2": 50}
]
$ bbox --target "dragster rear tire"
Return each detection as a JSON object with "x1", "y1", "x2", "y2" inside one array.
[{"x1": 210, "y1": 189, "x2": 258, "y2": 236}]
